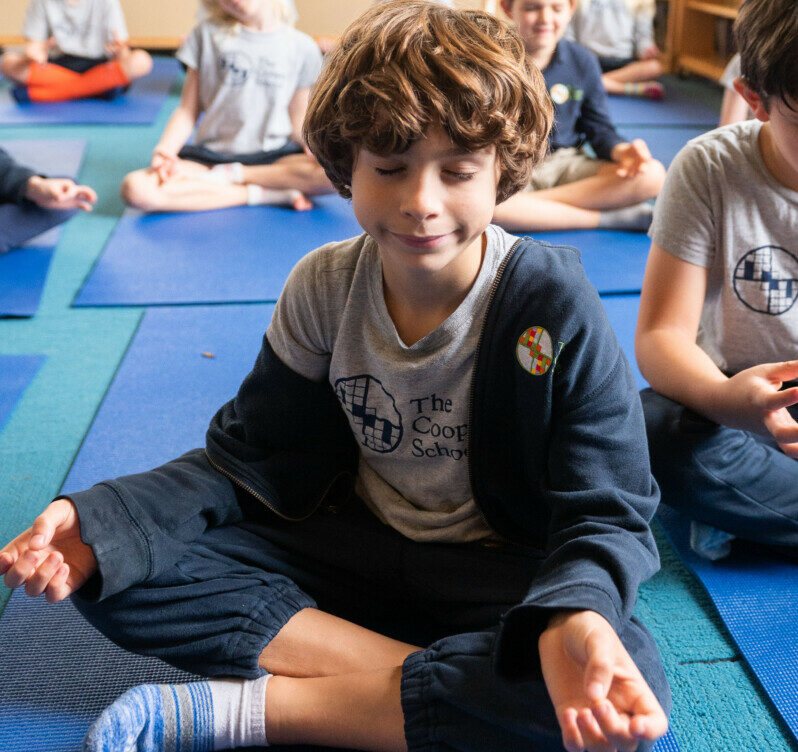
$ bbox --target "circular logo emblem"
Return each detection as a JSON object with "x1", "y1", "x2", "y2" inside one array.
[
  {"x1": 733, "y1": 245, "x2": 798, "y2": 316},
  {"x1": 550, "y1": 83, "x2": 570, "y2": 105},
  {"x1": 516, "y1": 326, "x2": 553, "y2": 376}
]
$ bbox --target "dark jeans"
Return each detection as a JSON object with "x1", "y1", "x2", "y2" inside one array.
[
  {"x1": 75, "y1": 494, "x2": 670, "y2": 752},
  {"x1": 642, "y1": 388, "x2": 798, "y2": 551},
  {"x1": 598, "y1": 55, "x2": 636, "y2": 73},
  {"x1": 0, "y1": 200, "x2": 77, "y2": 254},
  {"x1": 178, "y1": 142, "x2": 304, "y2": 167}
]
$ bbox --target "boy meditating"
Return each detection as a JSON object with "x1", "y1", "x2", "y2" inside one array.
[
  {"x1": 494, "y1": 0, "x2": 665, "y2": 233},
  {"x1": 637, "y1": 0, "x2": 798, "y2": 560},
  {"x1": 1, "y1": 3, "x2": 670, "y2": 751}
]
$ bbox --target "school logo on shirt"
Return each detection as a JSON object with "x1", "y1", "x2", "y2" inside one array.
[
  {"x1": 220, "y1": 51, "x2": 252, "y2": 86},
  {"x1": 549, "y1": 84, "x2": 584, "y2": 105},
  {"x1": 335, "y1": 375, "x2": 403, "y2": 452},
  {"x1": 516, "y1": 326, "x2": 554, "y2": 375},
  {"x1": 732, "y1": 245, "x2": 798, "y2": 316}
]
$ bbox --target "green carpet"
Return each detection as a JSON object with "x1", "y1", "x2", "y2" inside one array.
[{"x1": 0, "y1": 65, "x2": 795, "y2": 752}]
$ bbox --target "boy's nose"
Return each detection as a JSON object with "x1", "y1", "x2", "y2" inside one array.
[{"x1": 400, "y1": 174, "x2": 442, "y2": 222}]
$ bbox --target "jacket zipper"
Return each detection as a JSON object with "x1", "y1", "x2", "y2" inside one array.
[
  {"x1": 205, "y1": 450, "x2": 340, "y2": 522},
  {"x1": 466, "y1": 237, "x2": 523, "y2": 512}
]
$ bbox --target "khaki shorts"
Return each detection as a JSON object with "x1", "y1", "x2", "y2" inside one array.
[{"x1": 528, "y1": 147, "x2": 605, "y2": 191}]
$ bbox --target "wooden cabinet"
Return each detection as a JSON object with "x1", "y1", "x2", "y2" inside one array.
[{"x1": 669, "y1": 0, "x2": 739, "y2": 81}]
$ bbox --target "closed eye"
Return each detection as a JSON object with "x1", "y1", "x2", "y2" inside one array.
[{"x1": 375, "y1": 167, "x2": 404, "y2": 176}]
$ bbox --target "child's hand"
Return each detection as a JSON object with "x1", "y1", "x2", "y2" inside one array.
[
  {"x1": 539, "y1": 610, "x2": 668, "y2": 752},
  {"x1": 25, "y1": 176, "x2": 97, "y2": 211},
  {"x1": 151, "y1": 149, "x2": 179, "y2": 183},
  {"x1": 638, "y1": 44, "x2": 660, "y2": 61},
  {"x1": 0, "y1": 498, "x2": 97, "y2": 602},
  {"x1": 25, "y1": 38, "x2": 56, "y2": 65},
  {"x1": 716, "y1": 360, "x2": 798, "y2": 456},
  {"x1": 105, "y1": 31, "x2": 129, "y2": 59},
  {"x1": 611, "y1": 140, "x2": 653, "y2": 178}
]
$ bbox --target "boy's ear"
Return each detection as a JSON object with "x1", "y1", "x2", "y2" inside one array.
[{"x1": 733, "y1": 77, "x2": 769, "y2": 122}]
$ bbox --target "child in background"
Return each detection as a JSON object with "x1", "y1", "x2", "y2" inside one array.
[
  {"x1": 120, "y1": 0, "x2": 331, "y2": 213},
  {"x1": 718, "y1": 54, "x2": 751, "y2": 126},
  {"x1": 0, "y1": 145, "x2": 96, "y2": 253},
  {"x1": 494, "y1": 0, "x2": 665, "y2": 232},
  {"x1": 0, "y1": 0, "x2": 152, "y2": 103},
  {"x1": 1, "y1": 4, "x2": 670, "y2": 751},
  {"x1": 569, "y1": 0, "x2": 664, "y2": 100},
  {"x1": 637, "y1": 0, "x2": 798, "y2": 560}
]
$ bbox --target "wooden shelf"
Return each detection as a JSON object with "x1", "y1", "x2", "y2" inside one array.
[
  {"x1": 685, "y1": 0, "x2": 738, "y2": 19},
  {"x1": 678, "y1": 53, "x2": 729, "y2": 80},
  {"x1": 0, "y1": 34, "x2": 180, "y2": 50}
]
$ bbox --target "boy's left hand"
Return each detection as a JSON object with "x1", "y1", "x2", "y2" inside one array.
[
  {"x1": 539, "y1": 610, "x2": 668, "y2": 752},
  {"x1": 611, "y1": 140, "x2": 652, "y2": 178},
  {"x1": 639, "y1": 44, "x2": 660, "y2": 61}
]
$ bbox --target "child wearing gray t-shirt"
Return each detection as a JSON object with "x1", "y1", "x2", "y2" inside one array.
[
  {"x1": 119, "y1": 0, "x2": 334, "y2": 214},
  {"x1": 636, "y1": 0, "x2": 798, "y2": 561},
  {"x1": 0, "y1": 0, "x2": 152, "y2": 102}
]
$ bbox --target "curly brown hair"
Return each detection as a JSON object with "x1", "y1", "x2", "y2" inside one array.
[{"x1": 304, "y1": 0, "x2": 553, "y2": 203}]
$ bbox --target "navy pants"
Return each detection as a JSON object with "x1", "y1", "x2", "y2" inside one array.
[
  {"x1": 0, "y1": 201, "x2": 77, "y2": 254},
  {"x1": 75, "y1": 494, "x2": 670, "y2": 751},
  {"x1": 642, "y1": 388, "x2": 798, "y2": 551}
]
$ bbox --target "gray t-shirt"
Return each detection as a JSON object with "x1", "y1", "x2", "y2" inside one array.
[
  {"x1": 567, "y1": 0, "x2": 655, "y2": 60},
  {"x1": 23, "y1": 0, "x2": 128, "y2": 60},
  {"x1": 267, "y1": 225, "x2": 518, "y2": 542},
  {"x1": 650, "y1": 120, "x2": 798, "y2": 374},
  {"x1": 177, "y1": 21, "x2": 322, "y2": 154}
]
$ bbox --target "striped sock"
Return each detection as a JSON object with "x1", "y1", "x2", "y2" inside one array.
[{"x1": 82, "y1": 676, "x2": 270, "y2": 751}]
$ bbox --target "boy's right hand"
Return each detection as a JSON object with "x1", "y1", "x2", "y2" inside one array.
[
  {"x1": 717, "y1": 360, "x2": 798, "y2": 456},
  {"x1": 25, "y1": 38, "x2": 56, "y2": 65},
  {"x1": 0, "y1": 498, "x2": 97, "y2": 602},
  {"x1": 151, "y1": 149, "x2": 179, "y2": 183}
]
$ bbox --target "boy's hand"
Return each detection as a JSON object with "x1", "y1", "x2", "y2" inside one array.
[
  {"x1": 611, "y1": 140, "x2": 652, "y2": 178},
  {"x1": 539, "y1": 610, "x2": 668, "y2": 752},
  {"x1": 716, "y1": 360, "x2": 798, "y2": 456},
  {"x1": 638, "y1": 44, "x2": 660, "y2": 61},
  {"x1": 0, "y1": 498, "x2": 97, "y2": 602},
  {"x1": 151, "y1": 149, "x2": 179, "y2": 183},
  {"x1": 25, "y1": 38, "x2": 56, "y2": 65},
  {"x1": 25, "y1": 176, "x2": 97, "y2": 211},
  {"x1": 105, "y1": 31, "x2": 129, "y2": 59}
]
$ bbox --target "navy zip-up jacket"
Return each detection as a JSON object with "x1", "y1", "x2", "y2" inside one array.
[
  {"x1": 544, "y1": 39, "x2": 625, "y2": 161},
  {"x1": 69, "y1": 236, "x2": 660, "y2": 679},
  {"x1": 0, "y1": 147, "x2": 36, "y2": 204}
]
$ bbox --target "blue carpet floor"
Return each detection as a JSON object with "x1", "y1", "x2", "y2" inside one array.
[{"x1": 0, "y1": 61, "x2": 795, "y2": 752}]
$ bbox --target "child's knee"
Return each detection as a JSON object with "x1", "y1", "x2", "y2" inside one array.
[
  {"x1": 0, "y1": 51, "x2": 29, "y2": 82},
  {"x1": 636, "y1": 159, "x2": 666, "y2": 199},
  {"x1": 121, "y1": 49, "x2": 153, "y2": 81},
  {"x1": 120, "y1": 170, "x2": 160, "y2": 211}
]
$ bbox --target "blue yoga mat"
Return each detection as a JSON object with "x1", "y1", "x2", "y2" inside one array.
[
  {"x1": 600, "y1": 294, "x2": 646, "y2": 390},
  {"x1": 0, "y1": 588, "x2": 681, "y2": 752},
  {"x1": 623, "y1": 126, "x2": 708, "y2": 167},
  {"x1": 607, "y1": 77, "x2": 720, "y2": 127},
  {"x1": 531, "y1": 229, "x2": 649, "y2": 295},
  {"x1": 0, "y1": 56, "x2": 179, "y2": 126},
  {"x1": 62, "y1": 304, "x2": 274, "y2": 492},
  {"x1": 0, "y1": 354, "x2": 45, "y2": 431},
  {"x1": 73, "y1": 194, "x2": 363, "y2": 307},
  {"x1": 0, "y1": 138, "x2": 86, "y2": 317},
  {"x1": 657, "y1": 507, "x2": 798, "y2": 746}
]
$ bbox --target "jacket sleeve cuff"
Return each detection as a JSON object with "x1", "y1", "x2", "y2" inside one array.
[
  {"x1": 5, "y1": 166, "x2": 37, "y2": 205},
  {"x1": 492, "y1": 583, "x2": 621, "y2": 680},
  {"x1": 61, "y1": 483, "x2": 152, "y2": 602},
  {"x1": 595, "y1": 135, "x2": 626, "y2": 162}
]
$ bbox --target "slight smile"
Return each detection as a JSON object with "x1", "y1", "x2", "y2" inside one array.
[{"x1": 390, "y1": 232, "x2": 452, "y2": 249}]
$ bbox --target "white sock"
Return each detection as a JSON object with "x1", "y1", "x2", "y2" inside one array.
[
  {"x1": 246, "y1": 183, "x2": 304, "y2": 207},
  {"x1": 198, "y1": 162, "x2": 245, "y2": 185},
  {"x1": 210, "y1": 675, "x2": 270, "y2": 750},
  {"x1": 83, "y1": 674, "x2": 271, "y2": 751}
]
